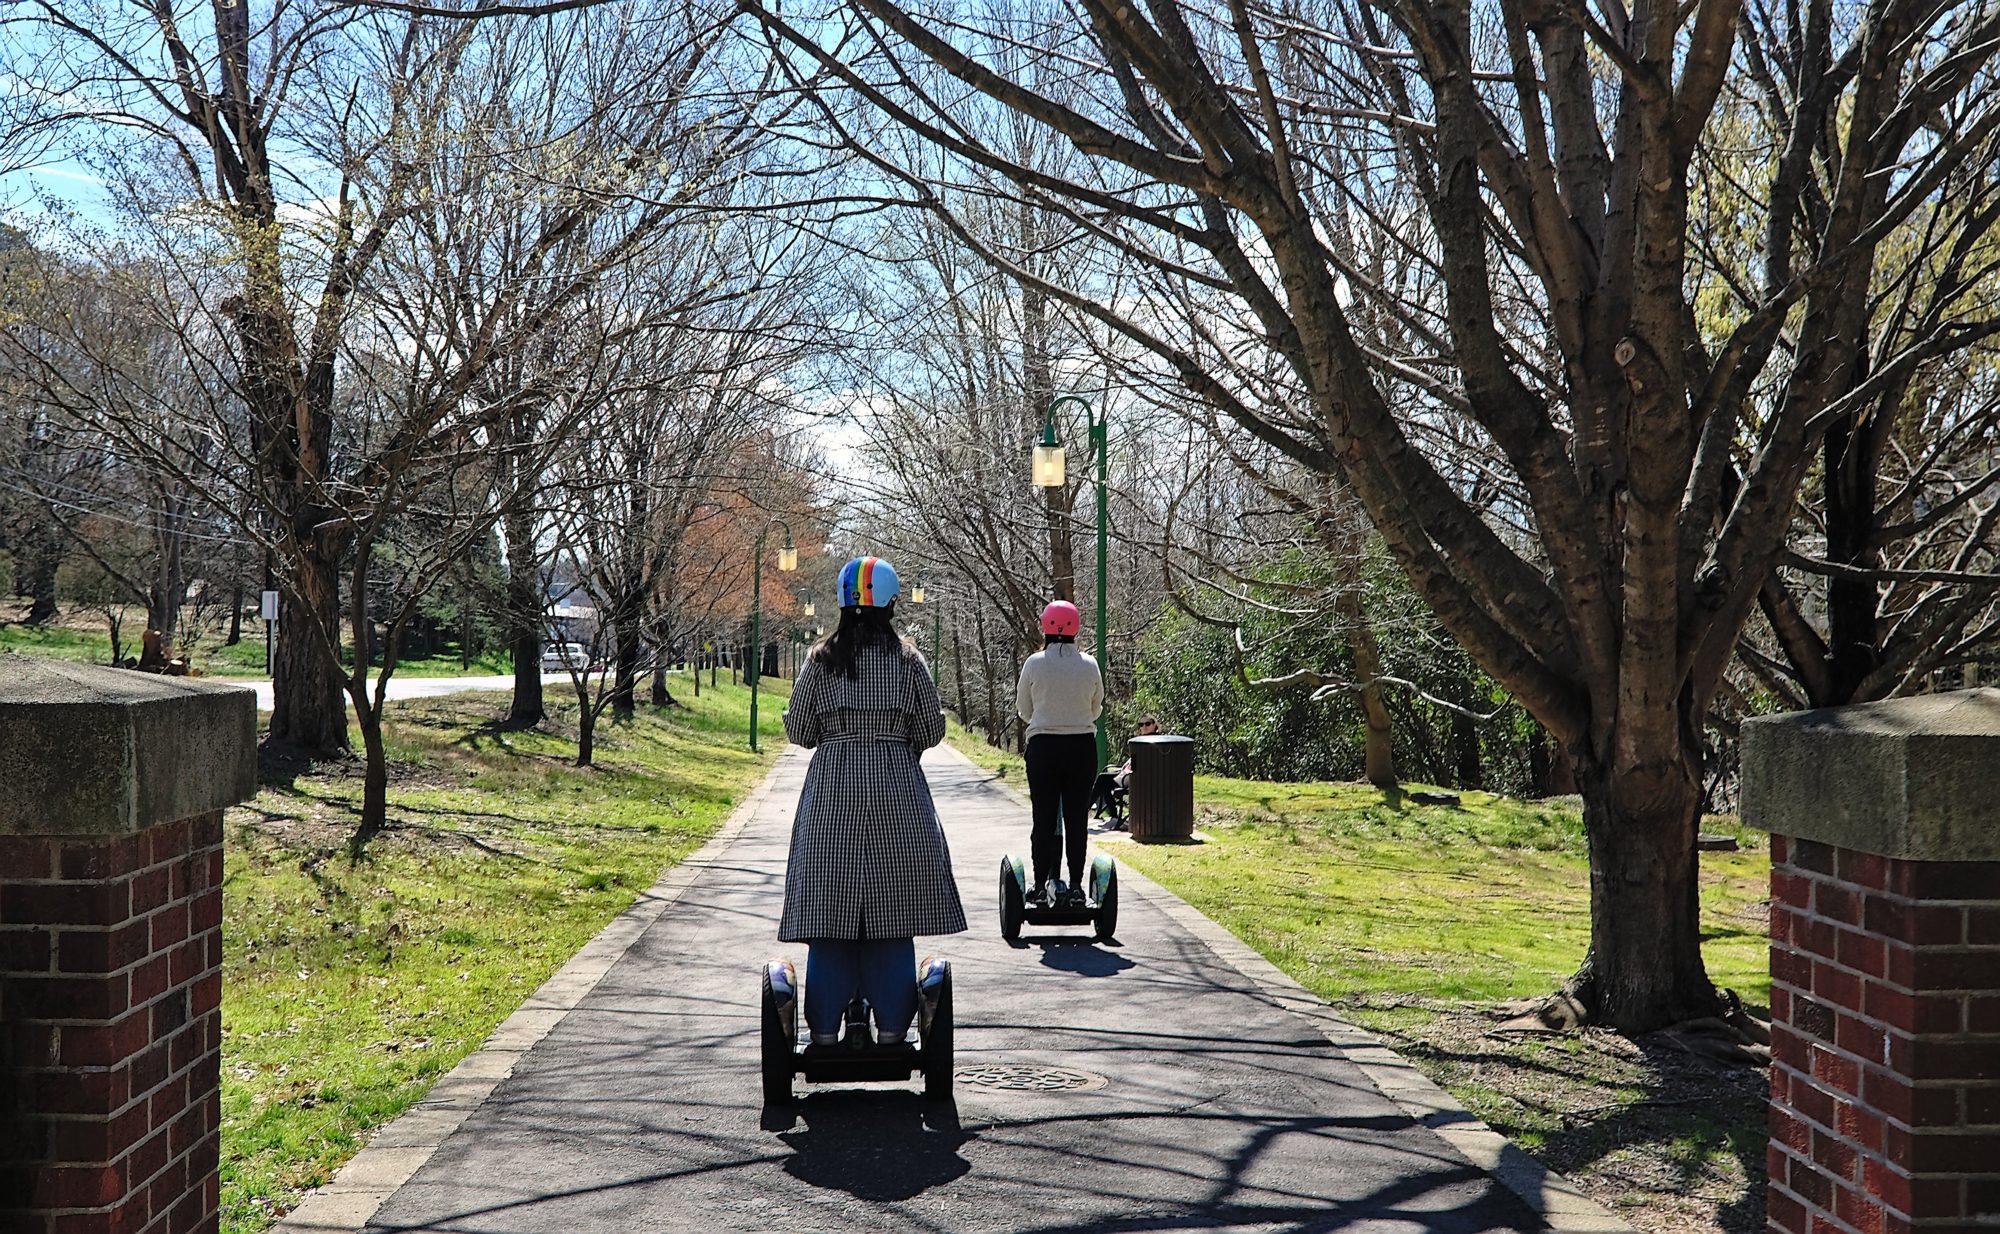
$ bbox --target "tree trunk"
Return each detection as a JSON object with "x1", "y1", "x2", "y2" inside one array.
[
  {"x1": 1451, "y1": 712, "x2": 1482, "y2": 790},
  {"x1": 267, "y1": 549, "x2": 349, "y2": 754},
  {"x1": 347, "y1": 703, "x2": 390, "y2": 858},
  {"x1": 225, "y1": 581, "x2": 243, "y2": 645},
  {"x1": 951, "y1": 620, "x2": 968, "y2": 721},
  {"x1": 612, "y1": 611, "x2": 639, "y2": 719},
  {"x1": 1564, "y1": 750, "x2": 1717, "y2": 1031},
  {"x1": 977, "y1": 608, "x2": 999, "y2": 742},
  {"x1": 503, "y1": 507, "x2": 545, "y2": 726},
  {"x1": 1527, "y1": 727, "x2": 1551, "y2": 798},
  {"x1": 1823, "y1": 416, "x2": 1886, "y2": 703},
  {"x1": 21, "y1": 537, "x2": 60, "y2": 625},
  {"x1": 148, "y1": 506, "x2": 185, "y2": 644},
  {"x1": 576, "y1": 702, "x2": 597, "y2": 767},
  {"x1": 651, "y1": 663, "x2": 672, "y2": 707},
  {"x1": 1337, "y1": 587, "x2": 1397, "y2": 789}
]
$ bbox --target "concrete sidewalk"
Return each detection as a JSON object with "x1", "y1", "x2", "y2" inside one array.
[{"x1": 282, "y1": 746, "x2": 1631, "y2": 1234}]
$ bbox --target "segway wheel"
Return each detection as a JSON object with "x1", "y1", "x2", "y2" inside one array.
[
  {"x1": 998, "y1": 857, "x2": 1025, "y2": 941},
  {"x1": 1090, "y1": 854, "x2": 1119, "y2": 941},
  {"x1": 921, "y1": 969, "x2": 953, "y2": 1101},
  {"x1": 760, "y1": 965, "x2": 794, "y2": 1104}
]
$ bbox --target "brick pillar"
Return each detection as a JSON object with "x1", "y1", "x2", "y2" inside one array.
[
  {"x1": 1743, "y1": 689, "x2": 2000, "y2": 1234},
  {"x1": 1, "y1": 655, "x2": 256, "y2": 1234}
]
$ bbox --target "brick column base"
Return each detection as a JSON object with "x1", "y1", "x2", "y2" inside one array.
[
  {"x1": 1, "y1": 655, "x2": 255, "y2": 1234},
  {"x1": 1746, "y1": 690, "x2": 2000, "y2": 1234},
  {"x1": 1, "y1": 813, "x2": 226, "y2": 1234}
]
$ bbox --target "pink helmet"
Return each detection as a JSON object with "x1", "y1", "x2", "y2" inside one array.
[{"x1": 1040, "y1": 600, "x2": 1081, "y2": 637}]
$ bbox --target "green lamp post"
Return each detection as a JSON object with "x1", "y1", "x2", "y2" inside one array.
[
  {"x1": 749, "y1": 521, "x2": 797, "y2": 752},
  {"x1": 912, "y1": 580, "x2": 942, "y2": 664},
  {"x1": 1033, "y1": 395, "x2": 1109, "y2": 770}
]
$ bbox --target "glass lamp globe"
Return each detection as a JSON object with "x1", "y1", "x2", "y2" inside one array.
[
  {"x1": 911, "y1": 584, "x2": 926, "y2": 604},
  {"x1": 1032, "y1": 441, "x2": 1066, "y2": 488},
  {"x1": 778, "y1": 543, "x2": 798, "y2": 572}
]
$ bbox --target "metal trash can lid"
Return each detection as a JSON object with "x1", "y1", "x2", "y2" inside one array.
[{"x1": 1129, "y1": 735, "x2": 1194, "y2": 745}]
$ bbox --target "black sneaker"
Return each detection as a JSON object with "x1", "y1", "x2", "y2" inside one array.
[{"x1": 1026, "y1": 884, "x2": 1050, "y2": 907}]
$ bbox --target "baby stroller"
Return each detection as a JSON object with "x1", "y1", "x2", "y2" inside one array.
[{"x1": 1091, "y1": 772, "x2": 1128, "y2": 831}]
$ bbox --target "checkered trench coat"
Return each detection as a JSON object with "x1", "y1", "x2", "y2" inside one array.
[{"x1": 777, "y1": 641, "x2": 967, "y2": 942}]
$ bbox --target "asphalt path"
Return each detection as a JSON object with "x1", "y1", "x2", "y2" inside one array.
[
  {"x1": 357, "y1": 746, "x2": 1548, "y2": 1233},
  {"x1": 235, "y1": 673, "x2": 547, "y2": 711}
]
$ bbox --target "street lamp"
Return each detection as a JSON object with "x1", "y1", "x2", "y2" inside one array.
[
  {"x1": 1032, "y1": 395, "x2": 1109, "y2": 770},
  {"x1": 749, "y1": 520, "x2": 797, "y2": 752},
  {"x1": 913, "y1": 580, "x2": 942, "y2": 662}
]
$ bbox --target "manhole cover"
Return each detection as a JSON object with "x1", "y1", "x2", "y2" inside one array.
[{"x1": 955, "y1": 1064, "x2": 1108, "y2": 1092}]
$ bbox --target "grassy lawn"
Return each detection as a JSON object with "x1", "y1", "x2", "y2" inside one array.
[
  {"x1": 946, "y1": 726, "x2": 1771, "y2": 1234},
  {"x1": 0, "y1": 612, "x2": 511, "y2": 678},
  {"x1": 221, "y1": 672, "x2": 785, "y2": 1233}
]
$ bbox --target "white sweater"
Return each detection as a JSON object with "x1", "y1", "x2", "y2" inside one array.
[{"x1": 1016, "y1": 644, "x2": 1104, "y2": 739}]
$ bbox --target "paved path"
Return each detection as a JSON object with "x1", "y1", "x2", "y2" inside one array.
[
  {"x1": 237, "y1": 673, "x2": 543, "y2": 711},
  {"x1": 311, "y1": 747, "x2": 1608, "y2": 1234}
]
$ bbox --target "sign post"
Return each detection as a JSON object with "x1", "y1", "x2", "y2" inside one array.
[{"x1": 260, "y1": 590, "x2": 278, "y2": 675}]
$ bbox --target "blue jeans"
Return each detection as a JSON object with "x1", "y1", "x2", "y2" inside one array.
[{"x1": 806, "y1": 938, "x2": 916, "y2": 1040}]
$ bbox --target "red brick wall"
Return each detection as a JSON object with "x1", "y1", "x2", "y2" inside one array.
[
  {"x1": 1767, "y1": 832, "x2": 2000, "y2": 1234},
  {"x1": 1, "y1": 810, "x2": 224, "y2": 1234}
]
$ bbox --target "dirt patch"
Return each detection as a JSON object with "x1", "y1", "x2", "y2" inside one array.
[{"x1": 1353, "y1": 999, "x2": 1766, "y2": 1234}]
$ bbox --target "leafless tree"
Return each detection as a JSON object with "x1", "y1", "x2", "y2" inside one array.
[{"x1": 745, "y1": 0, "x2": 2000, "y2": 1030}]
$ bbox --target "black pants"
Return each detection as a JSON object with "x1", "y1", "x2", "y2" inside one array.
[{"x1": 1025, "y1": 732, "x2": 1097, "y2": 887}]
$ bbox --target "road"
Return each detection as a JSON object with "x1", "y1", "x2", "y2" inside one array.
[{"x1": 318, "y1": 746, "x2": 1561, "y2": 1234}]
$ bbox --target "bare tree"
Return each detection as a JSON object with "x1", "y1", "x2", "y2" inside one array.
[{"x1": 747, "y1": 0, "x2": 2000, "y2": 1030}]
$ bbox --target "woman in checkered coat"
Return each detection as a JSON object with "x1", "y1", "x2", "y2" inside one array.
[{"x1": 780, "y1": 556, "x2": 966, "y2": 1046}]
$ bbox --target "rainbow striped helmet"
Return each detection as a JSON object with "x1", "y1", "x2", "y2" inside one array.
[{"x1": 838, "y1": 556, "x2": 900, "y2": 608}]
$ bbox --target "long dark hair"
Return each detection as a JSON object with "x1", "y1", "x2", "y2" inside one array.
[{"x1": 812, "y1": 602, "x2": 903, "y2": 679}]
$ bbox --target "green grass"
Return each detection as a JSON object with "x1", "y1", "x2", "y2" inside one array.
[
  {"x1": 1115, "y1": 773, "x2": 1768, "y2": 1010},
  {"x1": 946, "y1": 723, "x2": 1768, "y2": 1010},
  {"x1": 945, "y1": 714, "x2": 1023, "y2": 779},
  {"x1": 0, "y1": 617, "x2": 512, "y2": 679},
  {"x1": 220, "y1": 672, "x2": 786, "y2": 1233}
]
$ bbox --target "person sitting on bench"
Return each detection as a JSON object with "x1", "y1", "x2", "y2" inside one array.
[{"x1": 1093, "y1": 715, "x2": 1160, "y2": 830}]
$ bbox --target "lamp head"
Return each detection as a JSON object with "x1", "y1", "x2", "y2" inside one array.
[{"x1": 1032, "y1": 435, "x2": 1066, "y2": 488}]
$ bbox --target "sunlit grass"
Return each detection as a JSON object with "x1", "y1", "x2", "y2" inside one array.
[
  {"x1": 220, "y1": 673, "x2": 787, "y2": 1233},
  {"x1": 0, "y1": 618, "x2": 511, "y2": 678}
]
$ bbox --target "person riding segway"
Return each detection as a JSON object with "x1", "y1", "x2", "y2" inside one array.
[
  {"x1": 1000, "y1": 600, "x2": 1118, "y2": 941},
  {"x1": 761, "y1": 556, "x2": 965, "y2": 1102}
]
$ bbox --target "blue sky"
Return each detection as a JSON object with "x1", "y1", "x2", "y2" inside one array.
[{"x1": 2, "y1": 157, "x2": 114, "y2": 236}]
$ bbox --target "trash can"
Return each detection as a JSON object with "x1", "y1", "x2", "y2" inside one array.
[{"x1": 1127, "y1": 735, "x2": 1195, "y2": 840}]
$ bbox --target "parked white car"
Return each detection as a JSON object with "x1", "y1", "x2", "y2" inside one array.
[{"x1": 540, "y1": 642, "x2": 590, "y2": 673}]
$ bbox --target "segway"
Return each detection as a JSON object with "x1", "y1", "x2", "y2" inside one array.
[
  {"x1": 998, "y1": 852, "x2": 1117, "y2": 941},
  {"x1": 760, "y1": 955, "x2": 953, "y2": 1103}
]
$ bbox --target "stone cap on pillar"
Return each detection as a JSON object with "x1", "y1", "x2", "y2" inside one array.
[
  {"x1": 1741, "y1": 687, "x2": 2000, "y2": 861},
  {"x1": 0, "y1": 652, "x2": 258, "y2": 836}
]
